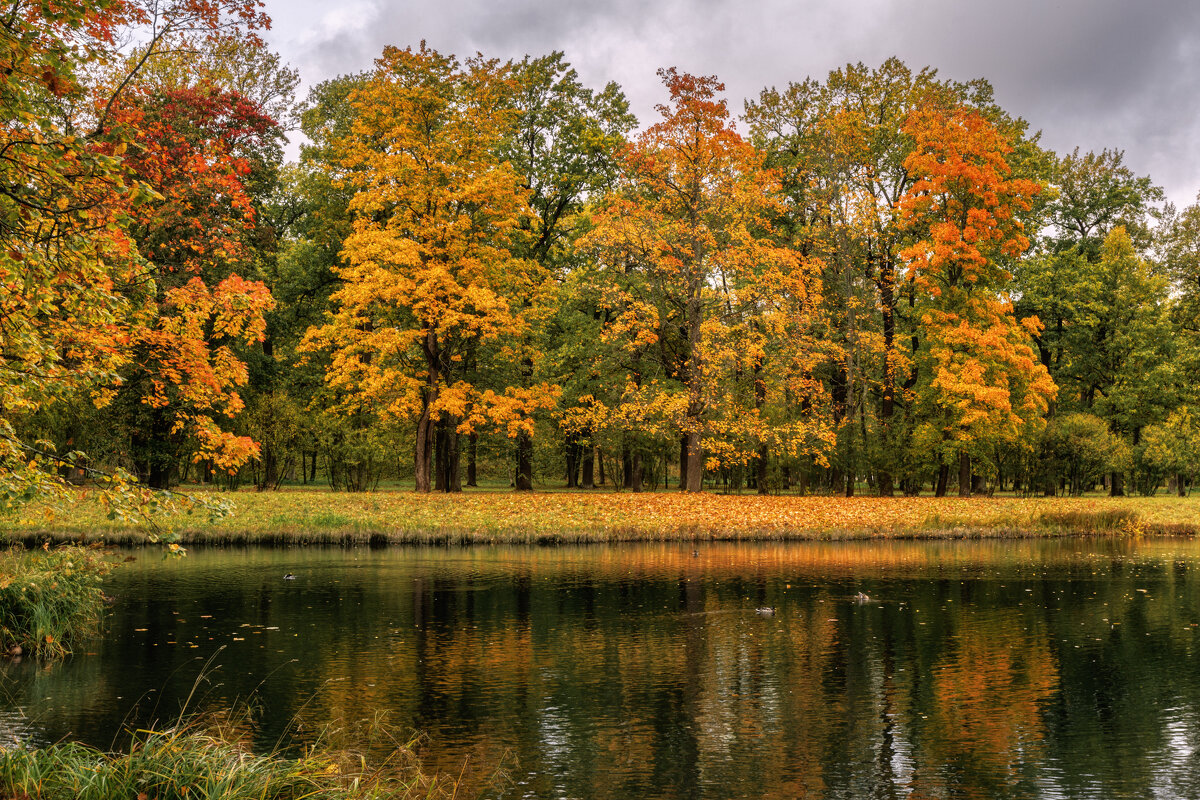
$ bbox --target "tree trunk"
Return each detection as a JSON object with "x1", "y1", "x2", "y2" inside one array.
[
  {"x1": 135, "y1": 407, "x2": 174, "y2": 490},
  {"x1": 683, "y1": 251, "x2": 705, "y2": 494},
  {"x1": 829, "y1": 358, "x2": 848, "y2": 497},
  {"x1": 935, "y1": 463, "x2": 949, "y2": 497},
  {"x1": 434, "y1": 418, "x2": 462, "y2": 493},
  {"x1": 258, "y1": 443, "x2": 278, "y2": 491},
  {"x1": 757, "y1": 444, "x2": 769, "y2": 495},
  {"x1": 581, "y1": 445, "x2": 595, "y2": 489},
  {"x1": 751, "y1": 345, "x2": 769, "y2": 496},
  {"x1": 685, "y1": 431, "x2": 703, "y2": 492},
  {"x1": 598, "y1": 449, "x2": 606, "y2": 486},
  {"x1": 679, "y1": 435, "x2": 689, "y2": 492},
  {"x1": 466, "y1": 433, "x2": 478, "y2": 487},
  {"x1": 630, "y1": 452, "x2": 643, "y2": 493},
  {"x1": 446, "y1": 427, "x2": 461, "y2": 492},
  {"x1": 415, "y1": 337, "x2": 439, "y2": 493},
  {"x1": 435, "y1": 418, "x2": 448, "y2": 492},
  {"x1": 147, "y1": 457, "x2": 172, "y2": 491},
  {"x1": 414, "y1": 405, "x2": 434, "y2": 493},
  {"x1": 878, "y1": 256, "x2": 896, "y2": 497},
  {"x1": 565, "y1": 437, "x2": 580, "y2": 488},
  {"x1": 958, "y1": 451, "x2": 971, "y2": 497},
  {"x1": 515, "y1": 432, "x2": 533, "y2": 491},
  {"x1": 514, "y1": 350, "x2": 535, "y2": 492},
  {"x1": 1110, "y1": 471, "x2": 1125, "y2": 497}
]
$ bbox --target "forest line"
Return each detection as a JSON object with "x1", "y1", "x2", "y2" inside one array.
[{"x1": 7, "y1": 0, "x2": 1200, "y2": 507}]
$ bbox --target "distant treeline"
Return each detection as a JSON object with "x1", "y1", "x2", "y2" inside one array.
[{"x1": 7, "y1": 2, "x2": 1200, "y2": 500}]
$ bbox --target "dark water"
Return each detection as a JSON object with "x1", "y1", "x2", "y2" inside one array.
[{"x1": 4, "y1": 539, "x2": 1200, "y2": 798}]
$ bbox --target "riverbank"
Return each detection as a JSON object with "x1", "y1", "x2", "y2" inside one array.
[{"x1": 1, "y1": 489, "x2": 1196, "y2": 545}]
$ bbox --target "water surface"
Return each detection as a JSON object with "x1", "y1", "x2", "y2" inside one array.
[{"x1": 4, "y1": 539, "x2": 1200, "y2": 799}]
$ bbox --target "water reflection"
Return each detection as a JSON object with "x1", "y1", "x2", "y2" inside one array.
[{"x1": 3, "y1": 539, "x2": 1200, "y2": 798}]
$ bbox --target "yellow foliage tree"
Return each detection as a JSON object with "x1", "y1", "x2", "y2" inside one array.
[
  {"x1": 583, "y1": 69, "x2": 825, "y2": 492},
  {"x1": 304, "y1": 44, "x2": 553, "y2": 493}
]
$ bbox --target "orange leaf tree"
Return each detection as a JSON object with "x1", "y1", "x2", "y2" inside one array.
[
  {"x1": 305, "y1": 44, "x2": 540, "y2": 493},
  {"x1": 582, "y1": 69, "x2": 825, "y2": 492},
  {"x1": 0, "y1": 0, "x2": 272, "y2": 506},
  {"x1": 745, "y1": 59, "x2": 1047, "y2": 496},
  {"x1": 0, "y1": 0, "x2": 142, "y2": 505},
  {"x1": 898, "y1": 105, "x2": 1055, "y2": 494},
  {"x1": 100, "y1": 80, "x2": 279, "y2": 489}
]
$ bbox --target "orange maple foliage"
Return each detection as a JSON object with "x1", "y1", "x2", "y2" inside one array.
[
  {"x1": 898, "y1": 106, "x2": 1055, "y2": 475},
  {"x1": 104, "y1": 81, "x2": 279, "y2": 484},
  {"x1": 0, "y1": 0, "x2": 273, "y2": 504},
  {"x1": 0, "y1": 1, "x2": 142, "y2": 422}
]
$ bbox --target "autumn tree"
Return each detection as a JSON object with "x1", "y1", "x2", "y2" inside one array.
[
  {"x1": 898, "y1": 105, "x2": 1055, "y2": 495},
  {"x1": 305, "y1": 45, "x2": 545, "y2": 493},
  {"x1": 500, "y1": 52, "x2": 635, "y2": 490},
  {"x1": 0, "y1": 0, "x2": 273, "y2": 504},
  {"x1": 584, "y1": 68, "x2": 824, "y2": 493},
  {"x1": 746, "y1": 59, "x2": 1048, "y2": 495},
  {"x1": 90, "y1": 64, "x2": 282, "y2": 488},
  {"x1": 0, "y1": 0, "x2": 142, "y2": 504},
  {"x1": 129, "y1": 33, "x2": 304, "y2": 491}
]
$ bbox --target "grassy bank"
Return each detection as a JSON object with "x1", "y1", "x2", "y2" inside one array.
[
  {"x1": 0, "y1": 545, "x2": 112, "y2": 657},
  {"x1": 1, "y1": 488, "x2": 1197, "y2": 545},
  {"x1": 0, "y1": 718, "x2": 480, "y2": 800}
]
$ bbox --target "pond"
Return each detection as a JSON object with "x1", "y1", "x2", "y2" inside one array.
[{"x1": 4, "y1": 539, "x2": 1200, "y2": 799}]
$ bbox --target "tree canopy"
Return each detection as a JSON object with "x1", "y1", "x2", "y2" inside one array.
[{"x1": 4, "y1": 25, "x2": 1195, "y2": 500}]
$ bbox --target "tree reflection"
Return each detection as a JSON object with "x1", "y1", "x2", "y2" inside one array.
[{"x1": 5, "y1": 541, "x2": 1200, "y2": 798}]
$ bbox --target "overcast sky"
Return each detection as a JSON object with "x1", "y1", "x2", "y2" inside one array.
[{"x1": 261, "y1": 0, "x2": 1200, "y2": 208}]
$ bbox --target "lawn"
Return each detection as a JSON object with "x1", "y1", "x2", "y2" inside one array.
[{"x1": 2, "y1": 487, "x2": 1197, "y2": 545}]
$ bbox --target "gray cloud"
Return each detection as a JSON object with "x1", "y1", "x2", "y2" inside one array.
[{"x1": 263, "y1": 0, "x2": 1200, "y2": 206}]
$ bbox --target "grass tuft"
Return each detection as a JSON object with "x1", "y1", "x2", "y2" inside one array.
[
  {"x1": 0, "y1": 545, "x2": 113, "y2": 658},
  {"x1": 1036, "y1": 508, "x2": 1141, "y2": 534},
  {"x1": 0, "y1": 714, "x2": 500, "y2": 800}
]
